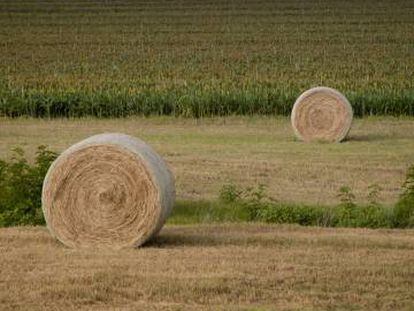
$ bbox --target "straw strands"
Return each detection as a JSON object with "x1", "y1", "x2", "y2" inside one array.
[
  {"x1": 291, "y1": 87, "x2": 353, "y2": 142},
  {"x1": 42, "y1": 133, "x2": 175, "y2": 249}
]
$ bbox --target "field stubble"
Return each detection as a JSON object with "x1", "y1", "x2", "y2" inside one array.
[
  {"x1": 1, "y1": 224, "x2": 413, "y2": 310},
  {"x1": 0, "y1": 116, "x2": 413, "y2": 205}
]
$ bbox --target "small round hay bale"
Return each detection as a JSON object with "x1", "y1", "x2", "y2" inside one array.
[
  {"x1": 291, "y1": 87, "x2": 353, "y2": 142},
  {"x1": 42, "y1": 133, "x2": 175, "y2": 249}
]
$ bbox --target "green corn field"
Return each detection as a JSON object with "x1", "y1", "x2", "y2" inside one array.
[{"x1": 0, "y1": 0, "x2": 413, "y2": 117}]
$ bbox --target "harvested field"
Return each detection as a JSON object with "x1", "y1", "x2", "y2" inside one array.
[
  {"x1": 1, "y1": 224, "x2": 413, "y2": 310},
  {"x1": 1, "y1": 0, "x2": 413, "y2": 309},
  {"x1": 0, "y1": 116, "x2": 413, "y2": 205}
]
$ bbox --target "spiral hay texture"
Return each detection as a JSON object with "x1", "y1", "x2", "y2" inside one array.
[
  {"x1": 42, "y1": 133, "x2": 175, "y2": 249},
  {"x1": 291, "y1": 87, "x2": 353, "y2": 142}
]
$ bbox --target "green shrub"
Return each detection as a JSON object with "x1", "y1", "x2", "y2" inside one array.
[
  {"x1": 219, "y1": 183, "x2": 272, "y2": 220},
  {"x1": 334, "y1": 186, "x2": 358, "y2": 227},
  {"x1": 239, "y1": 184, "x2": 271, "y2": 220},
  {"x1": 215, "y1": 183, "x2": 394, "y2": 228},
  {"x1": 393, "y1": 165, "x2": 414, "y2": 228},
  {"x1": 219, "y1": 183, "x2": 242, "y2": 203},
  {"x1": 0, "y1": 146, "x2": 58, "y2": 226},
  {"x1": 357, "y1": 204, "x2": 393, "y2": 228}
]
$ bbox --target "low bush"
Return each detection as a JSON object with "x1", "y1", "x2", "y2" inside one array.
[
  {"x1": 393, "y1": 165, "x2": 414, "y2": 228},
  {"x1": 217, "y1": 182, "x2": 394, "y2": 228},
  {"x1": 0, "y1": 146, "x2": 58, "y2": 226}
]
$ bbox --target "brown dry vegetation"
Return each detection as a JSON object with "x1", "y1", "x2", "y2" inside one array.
[
  {"x1": 0, "y1": 116, "x2": 413, "y2": 205},
  {"x1": 1, "y1": 224, "x2": 413, "y2": 310}
]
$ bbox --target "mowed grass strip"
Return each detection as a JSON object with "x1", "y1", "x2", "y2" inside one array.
[
  {"x1": 0, "y1": 224, "x2": 413, "y2": 310},
  {"x1": 0, "y1": 116, "x2": 413, "y2": 205},
  {"x1": 0, "y1": 0, "x2": 413, "y2": 117}
]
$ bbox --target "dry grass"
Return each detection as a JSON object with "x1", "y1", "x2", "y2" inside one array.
[
  {"x1": 1, "y1": 116, "x2": 413, "y2": 205},
  {"x1": 0, "y1": 224, "x2": 413, "y2": 310}
]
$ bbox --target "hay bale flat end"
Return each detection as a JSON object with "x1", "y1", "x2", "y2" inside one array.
[
  {"x1": 42, "y1": 133, "x2": 175, "y2": 249},
  {"x1": 291, "y1": 87, "x2": 353, "y2": 143}
]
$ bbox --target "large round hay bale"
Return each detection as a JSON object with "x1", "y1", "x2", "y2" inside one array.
[
  {"x1": 42, "y1": 133, "x2": 175, "y2": 249},
  {"x1": 291, "y1": 87, "x2": 353, "y2": 142}
]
